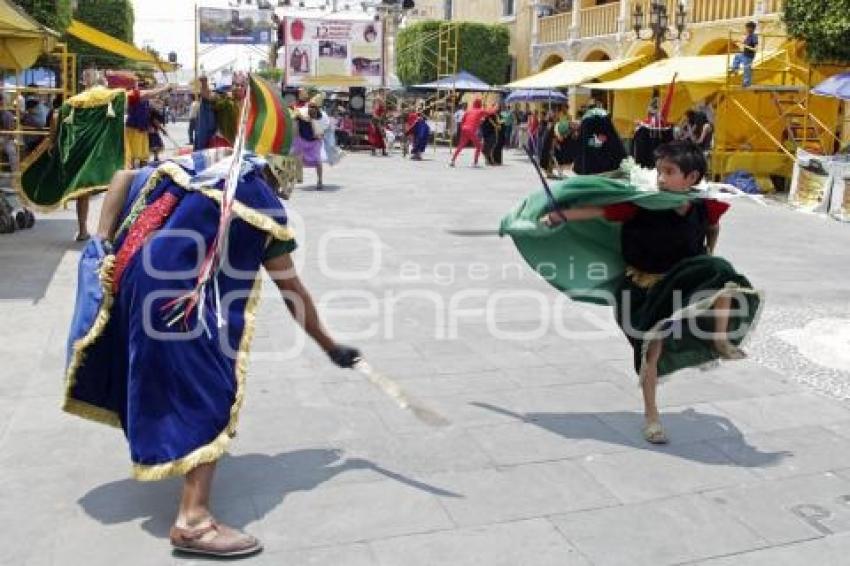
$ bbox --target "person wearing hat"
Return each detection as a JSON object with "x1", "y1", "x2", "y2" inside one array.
[{"x1": 290, "y1": 93, "x2": 326, "y2": 189}]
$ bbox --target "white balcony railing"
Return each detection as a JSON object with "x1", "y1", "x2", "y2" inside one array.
[{"x1": 536, "y1": 0, "x2": 784, "y2": 44}]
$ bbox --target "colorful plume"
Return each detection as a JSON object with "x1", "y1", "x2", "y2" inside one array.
[{"x1": 246, "y1": 75, "x2": 293, "y2": 156}]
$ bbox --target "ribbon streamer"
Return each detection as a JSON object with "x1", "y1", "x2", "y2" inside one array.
[{"x1": 352, "y1": 360, "x2": 450, "y2": 427}]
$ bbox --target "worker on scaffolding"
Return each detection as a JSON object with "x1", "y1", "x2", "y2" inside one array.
[{"x1": 729, "y1": 21, "x2": 759, "y2": 88}]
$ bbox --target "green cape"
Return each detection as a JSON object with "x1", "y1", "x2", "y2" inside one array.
[
  {"x1": 19, "y1": 89, "x2": 126, "y2": 210},
  {"x1": 499, "y1": 175, "x2": 697, "y2": 305}
]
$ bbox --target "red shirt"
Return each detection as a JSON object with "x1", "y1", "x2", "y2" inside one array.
[
  {"x1": 461, "y1": 107, "x2": 487, "y2": 134},
  {"x1": 604, "y1": 199, "x2": 729, "y2": 225}
]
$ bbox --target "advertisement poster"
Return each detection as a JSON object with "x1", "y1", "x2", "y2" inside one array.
[
  {"x1": 199, "y1": 7, "x2": 273, "y2": 45},
  {"x1": 280, "y1": 17, "x2": 384, "y2": 87}
]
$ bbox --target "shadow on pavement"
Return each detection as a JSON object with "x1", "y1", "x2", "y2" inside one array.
[
  {"x1": 77, "y1": 448, "x2": 461, "y2": 538},
  {"x1": 0, "y1": 218, "x2": 80, "y2": 302},
  {"x1": 471, "y1": 402, "x2": 791, "y2": 468},
  {"x1": 298, "y1": 184, "x2": 343, "y2": 193}
]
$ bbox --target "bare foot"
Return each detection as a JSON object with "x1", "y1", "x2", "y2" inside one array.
[{"x1": 74, "y1": 231, "x2": 90, "y2": 242}]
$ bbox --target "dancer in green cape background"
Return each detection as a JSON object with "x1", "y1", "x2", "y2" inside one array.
[{"x1": 500, "y1": 142, "x2": 761, "y2": 444}]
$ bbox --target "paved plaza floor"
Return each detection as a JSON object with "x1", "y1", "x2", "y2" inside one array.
[{"x1": 3, "y1": 145, "x2": 850, "y2": 565}]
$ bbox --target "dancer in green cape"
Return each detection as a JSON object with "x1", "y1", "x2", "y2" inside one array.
[{"x1": 501, "y1": 142, "x2": 761, "y2": 444}]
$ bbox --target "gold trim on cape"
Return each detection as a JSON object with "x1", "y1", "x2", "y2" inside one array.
[
  {"x1": 131, "y1": 273, "x2": 264, "y2": 481},
  {"x1": 637, "y1": 283, "x2": 765, "y2": 384},
  {"x1": 199, "y1": 188, "x2": 295, "y2": 242},
  {"x1": 62, "y1": 254, "x2": 122, "y2": 428}
]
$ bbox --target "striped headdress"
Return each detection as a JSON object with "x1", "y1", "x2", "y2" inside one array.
[{"x1": 246, "y1": 75, "x2": 293, "y2": 156}]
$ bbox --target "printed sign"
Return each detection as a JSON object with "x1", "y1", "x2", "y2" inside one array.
[
  {"x1": 279, "y1": 17, "x2": 384, "y2": 87},
  {"x1": 199, "y1": 7, "x2": 273, "y2": 45}
]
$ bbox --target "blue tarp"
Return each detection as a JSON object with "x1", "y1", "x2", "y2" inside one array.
[{"x1": 504, "y1": 89, "x2": 568, "y2": 104}]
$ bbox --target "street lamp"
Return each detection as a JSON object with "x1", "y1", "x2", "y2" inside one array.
[{"x1": 632, "y1": 1, "x2": 687, "y2": 60}]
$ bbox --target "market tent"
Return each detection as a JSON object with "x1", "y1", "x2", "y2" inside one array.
[
  {"x1": 811, "y1": 71, "x2": 850, "y2": 101},
  {"x1": 584, "y1": 51, "x2": 781, "y2": 133},
  {"x1": 505, "y1": 58, "x2": 642, "y2": 89},
  {"x1": 66, "y1": 19, "x2": 177, "y2": 71},
  {"x1": 412, "y1": 70, "x2": 498, "y2": 91},
  {"x1": 504, "y1": 89, "x2": 568, "y2": 104},
  {"x1": 0, "y1": 0, "x2": 57, "y2": 69}
]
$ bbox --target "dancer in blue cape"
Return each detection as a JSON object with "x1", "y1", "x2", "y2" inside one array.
[
  {"x1": 405, "y1": 100, "x2": 431, "y2": 161},
  {"x1": 64, "y1": 150, "x2": 360, "y2": 557},
  {"x1": 500, "y1": 142, "x2": 761, "y2": 444}
]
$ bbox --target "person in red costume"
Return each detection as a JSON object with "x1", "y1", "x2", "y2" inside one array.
[
  {"x1": 449, "y1": 98, "x2": 487, "y2": 167},
  {"x1": 367, "y1": 93, "x2": 387, "y2": 156}
]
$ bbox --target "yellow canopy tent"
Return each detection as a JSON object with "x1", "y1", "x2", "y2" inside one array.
[
  {"x1": 66, "y1": 19, "x2": 177, "y2": 72},
  {"x1": 586, "y1": 52, "x2": 782, "y2": 135},
  {"x1": 506, "y1": 57, "x2": 643, "y2": 89},
  {"x1": 0, "y1": 0, "x2": 57, "y2": 69}
]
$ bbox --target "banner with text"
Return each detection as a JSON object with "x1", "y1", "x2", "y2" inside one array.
[
  {"x1": 280, "y1": 17, "x2": 384, "y2": 87},
  {"x1": 199, "y1": 7, "x2": 274, "y2": 45}
]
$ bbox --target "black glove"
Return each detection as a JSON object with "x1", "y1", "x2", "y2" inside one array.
[{"x1": 328, "y1": 344, "x2": 362, "y2": 368}]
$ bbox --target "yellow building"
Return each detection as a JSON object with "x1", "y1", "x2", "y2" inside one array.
[
  {"x1": 533, "y1": 0, "x2": 786, "y2": 70},
  {"x1": 432, "y1": 1, "x2": 787, "y2": 80}
]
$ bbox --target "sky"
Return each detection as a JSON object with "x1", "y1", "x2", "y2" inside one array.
[{"x1": 132, "y1": 0, "x2": 378, "y2": 84}]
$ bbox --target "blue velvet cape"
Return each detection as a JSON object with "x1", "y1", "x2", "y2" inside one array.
[{"x1": 64, "y1": 154, "x2": 295, "y2": 481}]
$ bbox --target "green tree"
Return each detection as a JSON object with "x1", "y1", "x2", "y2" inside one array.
[
  {"x1": 11, "y1": 0, "x2": 73, "y2": 33},
  {"x1": 67, "y1": 0, "x2": 136, "y2": 69},
  {"x1": 784, "y1": 0, "x2": 850, "y2": 62},
  {"x1": 396, "y1": 21, "x2": 511, "y2": 86}
]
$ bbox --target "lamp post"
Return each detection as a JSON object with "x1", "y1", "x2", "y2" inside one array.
[{"x1": 632, "y1": 1, "x2": 686, "y2": 61}]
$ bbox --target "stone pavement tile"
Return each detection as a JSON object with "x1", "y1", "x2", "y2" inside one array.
[
  {"x1": 709, "y1": 426, "x2": 850, "y2": 480},
  {"x1": 39, "y1": 496, "x2": 257, "y2": 566},
  {"x1": 719, "y1": 361, "x2": 800, "y2": 397},
  {"x1": 424, "y1": 461, "x2": 619, "y2": 527},
  {"x1": 578, "y1": 441, "x2": 760, "y2": 504},
  {"x1": 551, "y1": 494, "x2": 768, "y2": 566},
  {"x1": 370, "y1": 518, "x2": 592, "y2": 566},
  {"x1": 236, "y1": 403, "x2": 388, "y2": 450},
  {"x1": 251, "y1": 477, "x2": 454, "y2": 551},
  {"x1": 466, "y1": 415, "x2": 636, "y2": 467},
  {"x1": 597, "y1": 404, "x2": 758, "y2": 446},
  {"x1": 505, "y1": 358, "x2": 632, "y2": 389},
  {"x1": 823, "y1": 420, "x2": 850, "y2": 442},
  {"x1": 501, "y1": 381, "x2": 642, "y2": 415},
  {"x1": 701, "y1": 472, "x2": 850, "y2": 546},
  {"x1": 379, "y1": 370, "x2": 520, "y2": 399},
  {"x1": 335, "y1": 427, "x2": 495, "y2": 476},
  {"x1": 709, "y1": 392, "x2": 850, "y2": 433},
  {"x1": 0, "y1": 423, "x2": 124, "y2": 472},
  {"x1": 369, "y1": 389, "x2": 517, "y2": 434},
  {"x1": 653, "y1": 373, "x2": 763, "y2": 407},
  {"x1": 693, "y1": 532, "x2": 850, "y2": 565},
  {"x1": 255, "y1": 543, "x2": 378, "y2": 566},
  {"x1": 467, "y1": 343, "x2": 551, "y2": 370}
]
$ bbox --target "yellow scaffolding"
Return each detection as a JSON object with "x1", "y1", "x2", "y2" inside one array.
[
  {"x1": 435, "y1": 22, "x2": 459, "y2": 146},
  {"x1": 712, "y1": 32, "x2": 842, "y2": 186}
]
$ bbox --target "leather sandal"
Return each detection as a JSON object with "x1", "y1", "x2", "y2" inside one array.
[
  {"x1": 643, "y1": 421, "x2": 668, "y2": 444},
  {"x1": 714, "y1": 341, "x2": 747, "y2": 360},
  {"x1": 170, "y1": 520, "x2": 262, "y2": 558}
]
